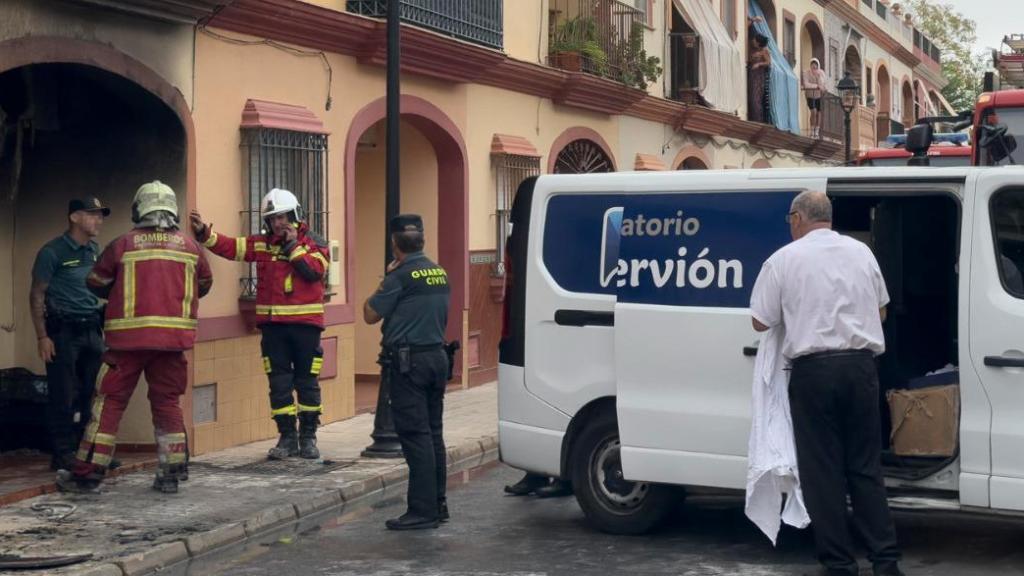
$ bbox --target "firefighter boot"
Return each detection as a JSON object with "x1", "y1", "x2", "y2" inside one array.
[
  {"x1": 267, "y1": 415, "x2": 299, "y2": 460},
  {"x1": 298, "y1": 412, "x2": 320, "y2": 460},
  {"x1": 152, "y1": 466, "x2": 179, "y2": 494}
]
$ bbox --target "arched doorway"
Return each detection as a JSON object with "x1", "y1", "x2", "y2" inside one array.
[
  {"x1": 679, "y1": 157, "x2": 709, "y2": 170},
  {"x1": 901, "y1": 80, "x2": 914, "y2": 126},
  {"x1": 345, "y1": 96, "x2": 468, "y2": 403},
  {"x1": 548, "y1": 127, "x2": 616, "y2": 174},
  {"x1": 877, "y1": 65, "x2": 892, "y2": 138},
  {"x1": 844, "y1": 45, "x2": 863, "y2": 103},
  {"x1": 800, "y1": 15, "x2": 825, "y2": 71},
  {"x1": 0, "y1": 57, "x2": 189, "y2": 456},
  {"x1": 673, "y1": 146, "x2": 711, "y2": 170},
  {"x1": 751, "y1": 158, "x2": 773, "y2": 169}
]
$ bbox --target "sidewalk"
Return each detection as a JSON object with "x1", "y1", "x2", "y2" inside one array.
[{"x1": 0, "y1": 383, "x2": 498, "y2": 576}]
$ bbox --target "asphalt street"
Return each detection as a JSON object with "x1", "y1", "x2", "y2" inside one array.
[{"x1": 192, "y1": 464, "x2": 1024, "y2": 576}]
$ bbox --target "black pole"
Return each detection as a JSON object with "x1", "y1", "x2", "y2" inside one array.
[
  {"x1": 843, "y1": 110, "x2": 852, "y2": 165},
  {"x1": 362, "y1": 0, "x2": 404, "y2": 458}
]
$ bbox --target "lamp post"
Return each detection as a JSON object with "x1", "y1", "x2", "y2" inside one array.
[
  {"x1": 837, "y1": 72, "x2": 861, "y2": 165},
  {"x1": 362, "y1": 0, "x2": 404, "y2": 458}
]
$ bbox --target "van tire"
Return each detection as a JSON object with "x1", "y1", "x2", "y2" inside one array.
[{"x1": 570, "y1": 414, "x2": 675, "y2": 535}]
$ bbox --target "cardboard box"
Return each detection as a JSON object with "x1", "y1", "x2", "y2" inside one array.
[{"x1": 887, "y1": 385, "x2": 960, "y2": 457}]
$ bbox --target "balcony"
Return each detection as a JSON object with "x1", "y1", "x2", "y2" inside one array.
[
  {"x1": 820, "y1": 93, "x2": 845, "y2": 142},
  {"x1": 548, "y1": 0, "x2": 661, "y2": 89},
  {"x1": 669, "y1": 32, "x2": 702, "y2": 104},
  {"x1": 346, "y1": 0, "x2": 503, "y2": 50}
]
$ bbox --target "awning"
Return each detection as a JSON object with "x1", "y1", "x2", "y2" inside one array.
[{"x1": 672, "y1": 0, "x2": 745, "y2": 115}]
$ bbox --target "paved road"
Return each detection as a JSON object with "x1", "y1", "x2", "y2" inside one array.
[{"x1": 193, "y1": 464, "x2": 1024, "y2": 576}]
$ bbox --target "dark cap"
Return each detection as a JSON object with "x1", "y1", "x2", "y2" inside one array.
[
  {"x1": 389, "y1": 213, "x2": 424, "y2": 233},
  {"x1": 68, "y1": 196, "x2": 111, "y2": 216}
]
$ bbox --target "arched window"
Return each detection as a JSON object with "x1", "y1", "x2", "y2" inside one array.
[{"x1": 554, "y1": 139, "x2": 614, "y2": 174}]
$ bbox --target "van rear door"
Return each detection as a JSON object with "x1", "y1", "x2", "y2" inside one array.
[
  {"x1": 970, "y1": 169, "x2": 1024, "y2": 512},
  {"x1": 615, "y1": 174, "x2": 822, "y2": 489}
]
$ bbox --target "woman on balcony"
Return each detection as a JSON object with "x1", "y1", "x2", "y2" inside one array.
[{"x1": 747, "y1": 28, "x2": 772, "y2": 124}]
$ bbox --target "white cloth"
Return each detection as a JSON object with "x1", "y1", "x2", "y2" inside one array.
[
  {"x1": 673, "y1": 0, "x2": 745, "y2": 115},
  {"x1": 745, "y1": 325, "x2": 810, "y2": 545},
  {"x1": 750, "y1": 229, "x2": 890, "y2": 360}
]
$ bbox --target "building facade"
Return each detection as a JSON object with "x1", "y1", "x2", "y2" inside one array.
[{"x1": 0, "y1": 0, "x2": 947, "y2": 457}]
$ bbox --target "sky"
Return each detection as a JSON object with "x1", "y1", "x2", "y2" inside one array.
[{"x1": 938, "y1": 0, "x2": 1013, "y2": 59}]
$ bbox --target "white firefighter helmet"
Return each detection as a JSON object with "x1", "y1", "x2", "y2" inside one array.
[
  {"x1": 132, "y1": 180, "x2": 178, "y2": 221},
  {"x1": 261, "y1": 188, "x2": 303, "y2": 222}
]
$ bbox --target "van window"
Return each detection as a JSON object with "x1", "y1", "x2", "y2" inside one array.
[{"x1": 992, "y1": 189, "x2": 1024, "y2": 298}]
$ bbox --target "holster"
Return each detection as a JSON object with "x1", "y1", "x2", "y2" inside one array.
[{"x1": 444, "y1": 341, "x2": 461, "y2": 382}]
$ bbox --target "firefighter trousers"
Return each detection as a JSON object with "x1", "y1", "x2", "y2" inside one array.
[
  {"x1": 260, "y1": 323, "x2": 323, "y2": 419},
  {"x1": 73, "y1": 350, "x2": 188, "y2": 478}
]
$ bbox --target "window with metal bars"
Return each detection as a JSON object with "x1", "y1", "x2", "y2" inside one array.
[
  {"x1": 239, "y1": 128, "x2": 329, "y2": 299},
  {"x1": 493, "y1": 154, "x2": 540, "y2": 276}
]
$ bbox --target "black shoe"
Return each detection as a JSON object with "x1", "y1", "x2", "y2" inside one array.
[
  {"x1": 438, "y1": 499, "x2": 450, "y2": 523},
  {"x1": 535, "y1": 479, "x2": 573, "y2": 498},
  {"x1": 268, "y1": 415, "x2": 299, "y2": 460},
  {"x1": 50, "y1": 452, "x2": 77, "y2": 472},
  {"x1": 385, "y1": 513, "x2": 439, "y2": 531},
  {"x1": 55, "y1": 470, "x2": 101, "y2": 494},
  {"x1": 108, "y1": 458, "x2": 122, "y2": 471},
  {"x1": 298, "y1": 436, "x2": 320, "y2": 459},
  {"x1": 504, "y1": 473, "x2": 549, "y2": 496}
]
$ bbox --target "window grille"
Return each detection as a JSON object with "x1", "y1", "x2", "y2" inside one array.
[
  {"x1": 239, "y1": 128, "x2": 329, "y2": 299},
  {"x1": 493, "y1": 154, "x2": 540, "y2": 276}
]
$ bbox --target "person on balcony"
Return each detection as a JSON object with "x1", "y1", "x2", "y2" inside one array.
[{"x1": 803, "y1": 58, "x2": 827, "y2": 139}]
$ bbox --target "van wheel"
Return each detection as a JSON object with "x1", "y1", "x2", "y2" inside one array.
[{"x1": 570, "y1": 414, "x2": 675, "y2": 535}]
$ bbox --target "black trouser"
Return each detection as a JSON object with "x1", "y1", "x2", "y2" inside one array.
[
  {"x1": 260, "y1": 323, "x2": 323, "y2": 417},
  {"x1": 45, "y1": 316, "x2": 104, "y2": 456},
  {"x1": 388, "y1": 348, "x2": 448, "y2": 519},
  {"x1": 789, "y1": 351, "x2": 901, "y2": 575}
]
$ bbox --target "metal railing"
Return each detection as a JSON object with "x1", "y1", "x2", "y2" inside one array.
[
  {"x1": 820, "y1": 93, "x2": 845, "y2": 142},
  {"x1": 548, "y1": 0, "x2": 648, "y2": 86},
  {"x1": 347, "y1": 0, "x2": 503, "y2": 50},
  {"x1": 669, "y1": 32, "x2": 700, "y2": 100}
]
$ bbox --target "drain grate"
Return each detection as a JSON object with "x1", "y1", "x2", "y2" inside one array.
[{"x1": 193, "y1": 459, "x2": 357, "y2": 476}]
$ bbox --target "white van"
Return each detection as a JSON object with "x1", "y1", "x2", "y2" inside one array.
[{"x1": 497, "y1": 167, "x2": 1024, "y2": 534}]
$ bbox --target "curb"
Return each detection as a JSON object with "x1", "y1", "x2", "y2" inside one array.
[{"x1": 65, "y1": 433, "x2": 499, "y2": 576}]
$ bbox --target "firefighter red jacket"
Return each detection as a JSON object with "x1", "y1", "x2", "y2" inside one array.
[
  {"x1": 88, "y1": 228, "x2": 213, "y2": 351},
  {"x1": 201, "y1": 223, "x2": 329, "y2": 328}
]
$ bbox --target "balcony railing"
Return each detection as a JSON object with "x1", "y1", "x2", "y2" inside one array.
[
  {"x1": 669, "y1": 32, "x2": 702, "y2": 104},
  {"x1": 347, "y1": 0, "x2": 503, "y2": 50},
  {"x1": 548, "y1": 0, "x2": 654, "y2": 88},
  {"x1": 821, "y1": 93, "x2": 845, "y2": 142}
]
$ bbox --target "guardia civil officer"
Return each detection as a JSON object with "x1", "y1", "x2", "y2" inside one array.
[
  {"x1": 750, "y1": 191, "x2": 902, "y2": 576},
  {"x1": 30, "y1": 197, "x2": 109, "y2": 471},
  {"x1": 364, "y1": 214, "x2": 451, "y2": 531}
]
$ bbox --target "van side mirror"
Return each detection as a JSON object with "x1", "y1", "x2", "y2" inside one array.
[
  {"x1": 979, "y1": 123, "x2": 1018, "y2": 164},
  {"x1": 905, "y1": 123, "x2": 933, "y2": 166}
]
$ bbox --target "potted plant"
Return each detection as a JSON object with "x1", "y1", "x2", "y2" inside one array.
[
  {"x1": 551, "y1": 16, "x2": 608, "y2": 75},
  {"x1": 617, "y1": 22, "x2": 662, "y2": 89}
]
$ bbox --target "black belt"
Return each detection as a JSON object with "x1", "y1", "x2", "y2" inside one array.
[
  {"x1": 791, "y1": 349, "x2": 874, "y2": 366},
  {"x1": 384, "y1": 343, "x2": 443, "y2": 354}
]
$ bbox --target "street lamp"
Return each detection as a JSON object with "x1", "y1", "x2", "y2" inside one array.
[{"x1": 837, "y1": 72, "x2": 860, "y2": 165}]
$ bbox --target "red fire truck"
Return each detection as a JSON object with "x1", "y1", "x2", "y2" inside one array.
[{"x1": 856, "y1": 133, "x2": 972, "y2": 167}]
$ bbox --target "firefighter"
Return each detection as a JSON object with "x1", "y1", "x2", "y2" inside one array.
[
  {"x1": 57, "y1": 181, "x2": 213, "y2": 494},
  {"x1": 189, "y1": 189, "x2": 329, "y2": 460}
]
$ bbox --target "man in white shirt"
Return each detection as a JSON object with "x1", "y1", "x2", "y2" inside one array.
[{"x1": 750, "y1": 191, "x2": 902, "y2": 576}]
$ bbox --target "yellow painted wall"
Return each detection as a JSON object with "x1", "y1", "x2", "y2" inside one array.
[
  {"x1": 505, "y1": 0, "x2": 547, "y2": 64},
  {"x1": 0, "y1": 0, "x2": 195, "y2": 108},
  {"x1": 353, "y1": 121, "x2": 440, "y2": 376}
]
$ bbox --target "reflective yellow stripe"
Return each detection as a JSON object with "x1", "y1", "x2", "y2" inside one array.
[
  {"x1": 106, "y1": 316, "x2": 198, "y2": 331},
  {"x1": 284, "y1": 273, "x2": 293, "y2": 294},
  {"x1": 124, "y1": 261, "x2": 136, "y2": 318},
  {"x1": 92, "y1": 452, "x2": 112, "y2": 466},
  {"x1": 166, "y1": 452, "x2": 187, "y2": 464},
  {"x1": 263, "y1": 357, "x2": 272, "y2": 374},
  {"x1": 254, "y1": 303, "x2": 324, "y2": 316},
  {"x1": 297, "y1": 403, "x2": 322, "y2": 413},
  {"x1": 310, "y1": 358, "x2": 323, "y2": 375},
  {"x1": 182, "y1": 261, "x2": 194, "y2": 318},
  {"x1": 254, "y1": 241, "x2": 268, "y2": 253},
  {"x1": 203, "y1": 232, "x2": 219, "y2": 248},
  {"x1": 271, "y1": 405, "x2": 297, "y2": 417},
  {"x1": 311, "y1": 252, "x2": 330, "y2": 270},
  {"x1": 94, "y1": 433, "x2": 117, "y2": 447},
  {"x1": 122, "y1": 249, "x2": 198, "y2": 264},
  {"x1": 160, "y1": 432, "x2": 187, "y2": 443},
  {"x1": 288, "y1": 246, "x2": 308, "y2": 261},
  {"x1": 234, "y1": 237, "x2": 247, "y2": 261}
]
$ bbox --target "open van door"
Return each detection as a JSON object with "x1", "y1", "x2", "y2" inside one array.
[
  {"x1": 970, "y1": 169, "x2": 1024, "y2": 512},
  {"x1": 614, "y1": 174, "x2": 823, "y2": 489}
]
